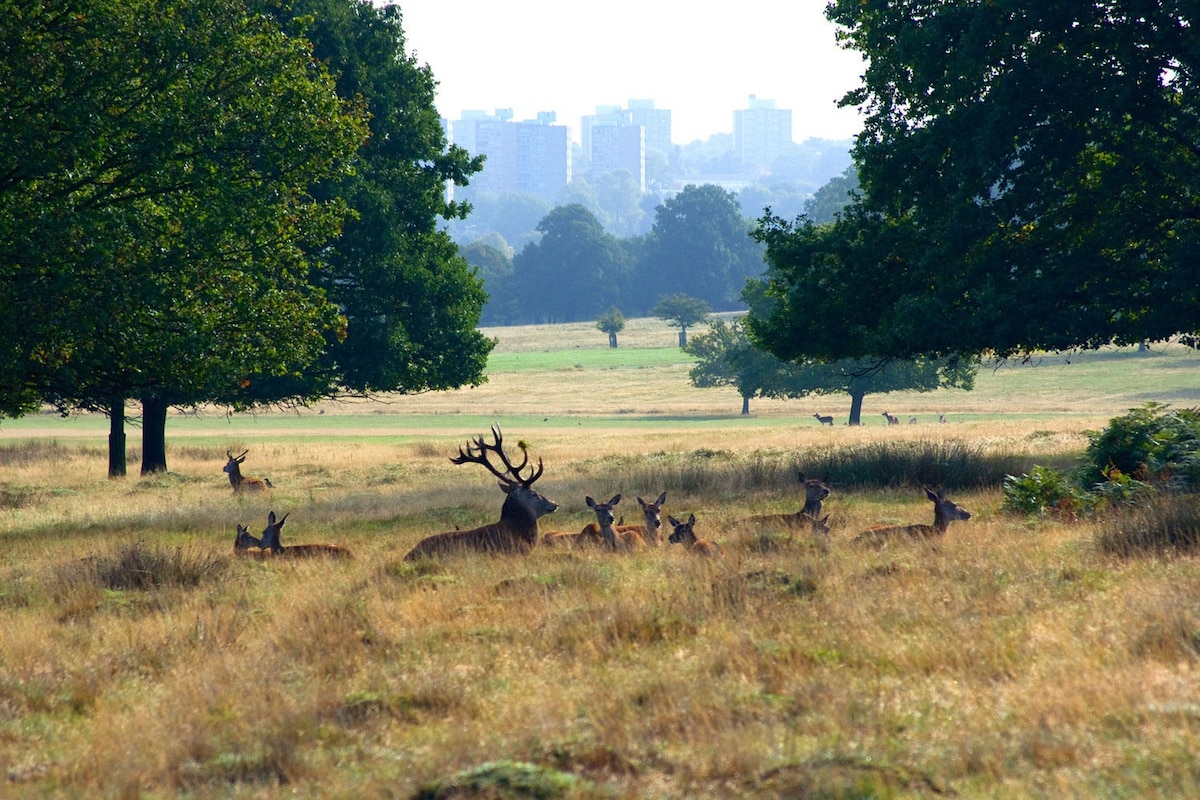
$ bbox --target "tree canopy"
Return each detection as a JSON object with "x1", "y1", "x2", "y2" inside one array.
[
  {"x1": 686, "y1": 316, "x2": 976, "y2": 421},
  {"x1": 511, "y1": 205, "x2": 628, "y2": 322},
  {"x1": 749, "y1": 0, "x2": 1200, "y2": 366},
  {"x1": 1, "y1": 0, "x2": 491, "y2": 476},
  {"x1": 0, "y1": 0, "x2": 367, "y2": 474}
]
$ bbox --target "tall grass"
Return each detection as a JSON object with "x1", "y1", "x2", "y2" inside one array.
[{"x1": 2, "y1": 339, "x2": 1200, "y2": 798}]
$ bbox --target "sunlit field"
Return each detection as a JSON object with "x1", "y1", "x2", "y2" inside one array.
[{"x1": 2, "y1": 319, "x2": 1199, "y2": 798}]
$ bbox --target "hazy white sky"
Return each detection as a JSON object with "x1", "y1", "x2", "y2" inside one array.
[{"x1": 394, "y1": 1, "x2": 866, "y2": 146}]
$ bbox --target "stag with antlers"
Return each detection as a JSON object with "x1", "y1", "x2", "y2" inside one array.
[
  {"x1": 223, "y1": 449, "x2": 272, "y2": 493},
  {"x1": 403, "y1": 427, "x2": 558, "y2": 561}
]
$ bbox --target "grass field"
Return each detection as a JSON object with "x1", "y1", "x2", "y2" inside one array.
[{"x1": 1, "y1": 318, "x2": 1199, "y2": 798}]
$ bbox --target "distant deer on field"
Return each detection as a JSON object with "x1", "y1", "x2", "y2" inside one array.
[
  {"x1": 236, "y1": 511, "x2": 353, "y2": 559},
  {"x1": 938, "y1": 414, "x2": 947, "y2": 424},
  {"x1": 403, "y1": 427, "x2": 557, "y2": 561},
  {"x1": 668, "y1": 514, "x2": 725, "y2": 557},
  {"x1": 852, "y1": 488, "x2": 972, "y2": 547},
  {"x1": 909, "y1": 416, "x2": 918, "y2": 424},
  {"x1": 882, "y1": 412, "x2": 900, "y2": 426},
  {"x1": 812, "y1": 413, "x2": 834, "y2": 426},
  {"x1": 224, "y1": 449, "x2": 272, "y2": 493}
]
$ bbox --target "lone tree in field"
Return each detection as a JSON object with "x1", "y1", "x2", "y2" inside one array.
[
  {"x1": 596, "y1": 308, "x2": 626, "y2": 348},
  {"x1": 748, "y1": 1, "x2": 1200, "y2": 366},
  {"x1": 654, "y1": 294, "x2": 711, "y2": 348}
]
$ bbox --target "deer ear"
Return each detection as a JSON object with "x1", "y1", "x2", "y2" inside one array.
[
  {"x1": 609, "y1": 494, "x2": 621, "y2": 506},
  {"x1": 668, "y1": 515, "x2": 681, "y2": 527},
  {"x1": 267, "y1": 511, "x2": 276, "y2": 525},
  {"x1": 688, "y1": 513, "x2": 696, "y2": 525},
  {"x1": 657, "y1": 491, "x2": 667, "y2": 505},
  {"x1": 925, "y1": 487, "x2": 938, "y2": 501},
  {"x1": 586, "y1": 496, "x2": 597, "y2": 508},
  {"x1": 499, "y1": 481, "x2": 512, "y2": 494}
]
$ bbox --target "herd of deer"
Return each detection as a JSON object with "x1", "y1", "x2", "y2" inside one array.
[
  {"x1": 813, "y1": 412, "x2": 948, "y2": 426},
  {"x1": 223, "y1": 428, "x2": 973, "y2": 563}
]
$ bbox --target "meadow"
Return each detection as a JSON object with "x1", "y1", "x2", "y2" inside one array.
[{"x1": 1, "y1": 317, "x2": 1199, "y2": 798}]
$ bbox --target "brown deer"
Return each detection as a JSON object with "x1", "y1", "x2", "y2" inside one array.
[
  {"x1": 736, "y1": 472, "x2": 831, "y2": 532},
  {"x1": 234, "y1": 524, "x2": 269, "y2": 558},
  {"x1": 585, "y1": 494, "x2": 646, "y2": 551},
  {"x1": 812, "y1": 413, "x2": 834, "y2": 426},
  {"x1": 574, "y1": 491, "x2": 666, "y2": 546},
  {"x1": 403, "y1": 427, "x2": 558, "y2": 561},
  {"x1": 852, "y1": 488, "x2": 972, "y2": 547},
  {"x1": 881, "y1": 412, "x2": 900, "y2": 426},
  {"x1": 224, "y1": 449, "x2": 272, "y2": 493},
  {"x1": 667, "y1": 514, "x2": 725, "y2": 557},
  {"x1": 248, "y1": 511, "x2": 354, "y2": 559}
]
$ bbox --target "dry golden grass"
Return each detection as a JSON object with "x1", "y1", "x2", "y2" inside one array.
[{"x1": 1, "y1": 330, "x2": 1199, "y2": 798}]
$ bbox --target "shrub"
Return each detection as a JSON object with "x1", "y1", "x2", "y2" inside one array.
[
  {"x1": 1002, "y1": 465, "x2": 1093, "y2": 517},
  {"x1": 1084, "y1": 403, "x2": 1200, "y2": 488}
]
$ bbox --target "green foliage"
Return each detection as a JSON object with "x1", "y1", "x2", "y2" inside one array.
[
  {"x1": 1002, "y1": 466, "x2": 1093, "y2": 518},
  {"x1": 652, "y1": 294, "x2": 711, "y2": 330},
  {"x1": 1083, "y1": 403, "x2": 1200, "y2": 489},
  {"x1": 595, "y1": 308, "x2": 626, "y2": 335},
  {"x1": 646, "y1": 184, "x2": 764, "y2": 309},
  {"x1": 749, "y1": 1, "x2": 1200, "y2": 363},
  {"x1": 512, "y1": 205, "x2": 628, "y2": 323}
]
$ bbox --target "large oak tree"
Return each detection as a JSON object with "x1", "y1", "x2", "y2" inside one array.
[
  {"x1": 749, "y1": 0, "x2": 1200, "y2": 365},
  {"x1": 1, "y1": 0, "x2": 366, "y2": 476}
]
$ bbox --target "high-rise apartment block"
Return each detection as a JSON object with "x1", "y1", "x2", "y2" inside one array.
[
  {"x1": 581, "y1": 100, "x2": 673, "y2": 191},
  {"x1": 450, "y1": 109, "x2": 570, "y2": 201},
  {"x1": 734, "y1": 95, "x2": 792, "y2": 172}
]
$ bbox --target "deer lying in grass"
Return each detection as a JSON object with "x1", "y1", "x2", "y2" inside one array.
[
  {"x1": 403, "y1": 427, "x2": 557, "y2": 561},
  {"x1": 882, "y1": 412, "x2": 900, "y2": 426},
  {"x1": 570, "y1": 491, "x2": 666, "y2": 547},
  {"x1": 667, "y1": 514, "x2": 724, "y2": 557},
  {"x1": 736, "y1": 472, "x2": 831, "y2": 534},
  {"x1": 853, "y1": 488, "x2": 972, "y2": 547},
  {"x1": 224, "y1": 449, "x2": 272, "y2": 493},
  {"x1": 585, "y1": 494, "x2": 646, "y2": 551},
  {"x1": 236, "y1": 511, "x2": 353, "y2": 559},
  {"x1": 812, "y1": 413, "x2": 834, "y2": 426}
]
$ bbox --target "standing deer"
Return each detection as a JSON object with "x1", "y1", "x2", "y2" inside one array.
[
  {"x1": 667, "y1": 514, "x2": 725, "y2": 557},
  {"x1": 812, "y1": 413, "x2": 834, "y2": 426},
  {"x1": 403, "y1": 427, "x2": 557, "y2": 561},
  {"x1": 852, "y1": 488, "x2": 972, "y2": 547},
  {"x1": 881, "y1": 412, "x2": 900, "y2": 426},
  {"x1": 247, "y1": 511, "x2": 353, "y2": 558},
  {"x1": 224, "y1": 449, "x2": 273, "y2": 493},
  {"x1": 585, "y1": 494, "x2": 646, "y2": 551}
]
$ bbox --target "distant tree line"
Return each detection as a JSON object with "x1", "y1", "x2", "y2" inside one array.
[{"x1": 463, "y1": 184, "x2": 771, "y2": 325}]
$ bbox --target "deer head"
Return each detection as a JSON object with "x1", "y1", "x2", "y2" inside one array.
[{"x1": 451, "y1": 427, "x2": 557, "y2": 521}]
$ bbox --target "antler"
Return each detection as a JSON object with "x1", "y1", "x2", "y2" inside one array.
[{"x1": 450, "y1": 426, "x2": 543, "y2": 486}]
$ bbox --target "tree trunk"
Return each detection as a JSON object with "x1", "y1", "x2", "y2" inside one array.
[
  {"x1": 608, "y1": 331, "x2": 618, "y2": 348},
  {"x1": 741, "y1": 394, "x2": 750, "y2": 415},
  {"x1": 140, "y1": 395, "x2": 169, "y2": 475},
  {"x1": 848, "y1": 389, "x2": 866, "y2": 426},
  {"x1": 678, "y1": 327, "x2": 687, "y2": 348},
  {"x1": 108, "y1": 397, "x2": 127, "y2": 478}
]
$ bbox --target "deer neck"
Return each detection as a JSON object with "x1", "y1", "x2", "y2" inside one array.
[{"x1": 499, "y1": 490, "x2": 541, "y2": 542}]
